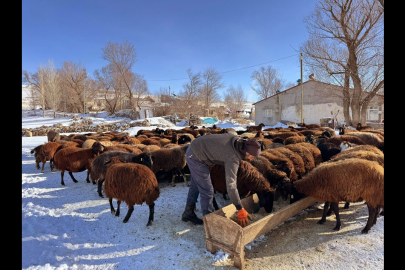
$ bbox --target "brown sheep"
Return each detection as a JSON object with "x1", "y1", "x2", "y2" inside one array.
[
  {"x1": 82, "y1": 139, "x2": 98, "y2": 149},
  {"x1": 47, "y1": 130, "x2": 60, "y2": 142},
  {"x1": 284, "y1": 136, "x2": 306, "y2": 145},
  {"x1": 324, "y1": 135, "x2": 366, "y2": 147},
  {"x1": 111, "y1": 144, "x2": 143, "y2": 154},
  {"x1": 298, "y1": 129, "x2": 324, "y2": 137},
  {"x1": 330, "y1": 148, "x2": 384, "y2": 167},
  {"x1": 150, "y1": 144, "x2": 190, "y2": 187},
  {"x1": 246, "y1": 123, "x2": 265, "y2": 133},
  {"x1": 282, "y1": 158, "x2": 384, "y2": 233},
  {"x1": 338, "y1": 126, "x2": 359, "y2": 135},
  {"x1": 143, "y1": 145, "x2": 161, "y2": 153},
  {"x1": 285, "y1": 143, "x2": 316, "y2": 174},
  {"x1": 140, "y1": 138, "x2": 161, "y2": 146},
  {"x1": 267, "y1": 131, "x2": 304, "y2": 141},
  {"x1": 249, "y1": 155, "x2": 289, "y2": 200},
  {"x1": 296, "y1": 142, "x2": 323, "y2": 166},
  {"x1": 338, "y1": 144, "x2": 383, "y2": 156},
  {"x1": 260, "y1": 149, "x2": 298, "y2": 181},
  {"x1": 104, "y1": 156, "x2": 160, "y2": 226},
  {"x1": 356, "y1": 123, "x2": 372, "y2": 131},
  {"x1": 53, "y1": 141, "x2": 105, "y2": 186},
  {"x1": 30, "y1": 142, "x2": 63, "y2": 173},
  {"x1": 30, "y1": 141, "x2": 79, "y2": 173},
  {"x1": 272, "y1": 147, "x2": 306, "y2": 179},
  {"x1": 210, "y1": 160, "x2": 275, "y2": 213},
  {"x1": 300, "y1": 123, "x2": 321, "y2": 129},
  {"x1": 90, "y1": 151, "x2": 153, "y2": 198},
  {"x1": 344, "y1": 132, "x2": 384, "y2": 152}
]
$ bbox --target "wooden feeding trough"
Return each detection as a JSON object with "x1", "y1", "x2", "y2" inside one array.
[{"x1": 203, "y1": 194, "x2": 317, "y2": 269}]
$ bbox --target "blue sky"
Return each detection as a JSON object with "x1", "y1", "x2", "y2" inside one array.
[{"x1": 22, "y1": 0, "x2": 318, "y2": 102}]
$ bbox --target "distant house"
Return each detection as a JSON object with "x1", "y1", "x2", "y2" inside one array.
[
  {"x1": 22, "y1": 85, "x2": 41, "y2": 110},
  {"x1": 252, "y1": 77, "x2": 384, "y2": 127}
]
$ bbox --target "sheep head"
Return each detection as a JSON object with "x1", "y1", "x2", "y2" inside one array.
[
  {"x1": 135, "y1": 152, "x2": 153, "y2": 169},
  {"x1": 256, "y1": 190, "x2": 274, "y2": 213},
  {"x1": 277, "y1": 179, "x2": 294, "y2": 201},
  {"x1": 91, "y1": 141, "x2": 105, "y2": 155}
]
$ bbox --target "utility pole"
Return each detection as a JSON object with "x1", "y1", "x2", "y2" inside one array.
[{"x1": 300, "y1": 53, "x2": 303, "y2": 124}]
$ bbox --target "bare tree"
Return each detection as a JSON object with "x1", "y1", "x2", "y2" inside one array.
[
  {"x1": 42, "y1": 60, "x2": 62, "y2": 118},
  {"x1": 177, "y1": 68, "x2": 202, "y2": 118},
  {"x1": 224, "y1": 84, "x2": 247, "y2": 118},
  {"x1": 132, "y1": 73, "x2": 150, "y2": 116},
  {"x1": 101, "y1": 41, "x2": 138, "y2": 109},
  {"x1": 59, "y1": 61, "x2": 88, "y2": 113},
  {"x1": 301, "y1": 0, "x2": 384, "y2": 125},
  {"x1": 22, "y1": 71, "x2": 41, "y2": 113},
  {"x1": 93, "y1": 65, "x2": 120, "y2": 114},
  {"x1": 250, "y1": 65, "x2": 285, "y2": 99},
  {"x1": 23, "y1": 68, "x2": 46, "y2": 117},
  {"x1": 200, "y1": 67, "x2": 224, "y2": 116}
]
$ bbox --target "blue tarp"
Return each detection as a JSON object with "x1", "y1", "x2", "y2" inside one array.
[{"x1": 201, "y1": 117, "x2": 218, "y2": 124}]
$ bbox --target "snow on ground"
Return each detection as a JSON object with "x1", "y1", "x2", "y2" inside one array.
[{"x1": 21, "y1": 110, "x2": 383, "y2": 270}]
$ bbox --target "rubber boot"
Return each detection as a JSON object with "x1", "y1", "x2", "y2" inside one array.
[{"x1": 181, "y1": 204, "x2": 203, "y2": 225}]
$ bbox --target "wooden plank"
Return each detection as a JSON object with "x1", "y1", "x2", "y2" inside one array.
[
  {"x1": 242, "y1": 196, "x2": 317, "y2": 245},
  {"x1": 204, "y1": 211, "x2": 242, "y2": 248},
  {"x1": 204, "y1": 195, "x2": 318, "y2": 269}
]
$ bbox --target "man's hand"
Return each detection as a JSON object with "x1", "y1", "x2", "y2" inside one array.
[{"x1": 237, "y1": 208, "x2": 252, "y2": 227}]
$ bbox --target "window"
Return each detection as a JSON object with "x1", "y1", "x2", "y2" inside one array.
[
  {"x1": 122, "y1": 99, "x2": 129, "y2": 107},
  {"x1": 367, "y1": 108, "x2": 379, "y2": 121},
  {"x1": 264, "y1": 109, "x2": 273, "y2": 117}
]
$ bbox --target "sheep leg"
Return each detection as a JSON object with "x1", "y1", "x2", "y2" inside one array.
[
  {"x1": 116, "y1": 200, "x2": 121, "y2": 216},
  {"x1": 331, "y1": 202, "x2": 341, "y2": 231},
  {"x1": 343, "y1": 202, "x2": 350, "y2": 209},
  {"x1": 181, "y1": 170, "x2": 189, "y2": 186},
  {"x1": 41, "y1": 162, "x2": 45, "y2": 173},
  {"x1": 60, "y1": 171, "x2": 65, "y2": 186},
  {"x1": 68, "y1": 171, "x2": 79, "y2": 183},
  {"x1": 97, "y1": 179, "x2": 104, "y2": 198},
  {"x1": 326, "y1": 203, "x2": 333, "y2": 216},
  {"x1": 170, "y1": 170, "x2": 177, "y2": 187},
  {"x1": 362, "y1": 203, "x2": 377, "y2": 234},
  {"x1": 85, "y1": 170, "x2": 91, "y2": 183},
  {"x1": 213, "y1": 197, "x2": 219, "y2": 210},
  {"x1": 123, "y1": 205, "x2": 134, "y2": 223},
  {"x1": 146, "y1": 203, "x2": 155, "y2": 226},
  {"x1": 317, "y1": 201, "x2": 330, "y2": 225},
  {"x1": 373, "y1": 206, "x2": 381, "y2": 225},
  {"x1": 108, "y1": 198, "x2": 116, "y2": 214},
  {"x1": 50, "y1": 159, "x2": 55, "y2": 171}
]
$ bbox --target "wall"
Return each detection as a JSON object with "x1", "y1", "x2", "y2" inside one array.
[{"x1": 253, "y1": 80, "x2": 383, "y2": 126}]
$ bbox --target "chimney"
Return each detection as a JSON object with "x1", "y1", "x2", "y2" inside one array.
[{"x1": 309, "y1": 73, "x2": 315, "y2": 80}]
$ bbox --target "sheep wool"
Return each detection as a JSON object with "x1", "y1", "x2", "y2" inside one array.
[
  {"x1": 210, "y1": 160, "x2": 275, "y2": 213},
  {"x1": 294, "y1": 158, "x2": 384, "y2": 233},
  {"x1": 104, "y1": 157, "x2": 160, "y2": 226}
]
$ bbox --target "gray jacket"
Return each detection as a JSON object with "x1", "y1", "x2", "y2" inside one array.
[{"x1": 188, "y1": 133, "x2": 246, "y2": 209}]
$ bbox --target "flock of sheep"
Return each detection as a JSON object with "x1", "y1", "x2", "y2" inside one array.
[{"x1": 29, "y1": 122, "x2": 384, "y2": 233}]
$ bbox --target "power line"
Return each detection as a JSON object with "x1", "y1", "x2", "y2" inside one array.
[{"x1": 146, "y1": 53, "x2": 300, "y2": 82}]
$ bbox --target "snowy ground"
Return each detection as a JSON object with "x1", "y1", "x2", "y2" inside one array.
[{"x1": 21, "y1": 111, "x2": 384, "y2": 270}]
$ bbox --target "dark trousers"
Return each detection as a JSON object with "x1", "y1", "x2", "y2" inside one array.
[{"x1": 185, "y1": 147, "x2": 215, "y2": 216}]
